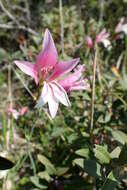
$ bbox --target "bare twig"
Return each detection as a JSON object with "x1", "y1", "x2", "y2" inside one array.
[
  {"x1": 0, "y1": 23, "x2": 38, "y2": 35},
  {"x1": 59, "y1": 0, "x2": 64, "y2": 55},
  {"x1": 12, "y1": 5, "x2": 27, "y2": 12},
  {"x1": 0, "y1": 0, "x2": 38, "y2": 36},
  {"x1": 0, "y1": 0, "x2": 18, "y2": 23}
]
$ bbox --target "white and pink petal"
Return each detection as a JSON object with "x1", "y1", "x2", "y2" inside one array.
[
  {"x1": 50, "y1": 82, "x2": 71, "y2": 107},
  {"x1": 35, "y1": 82, "x2": 49, "y2": 108},
  {"x1": 47, "y1": 85, "x2": 59, "y2": 118},
  {"x1": 35, "y1": 82, "x2": 59, "y2": 118},
  {"x1": 14, "y1": 61, "x2": 38, "y2": 84}
]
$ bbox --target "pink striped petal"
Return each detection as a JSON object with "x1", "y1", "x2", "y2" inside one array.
[
  {"x1": 69, "y1": 79, "x2": 90, "y2": 91},
  {"x1": 35, "y1": 82, "x2": 59, "y2": 118},
  {"x1": 49, "y1": 58, "x2": 80, "y2": 81},
  {"x1": 50, "y1": 82, "x2": 71, "y2": 107},
  {"x1": 14, "y1": 61, "x2": 38, "y2": 84},
  {"x1": 35, "y1": 29, "x2": 58, "y2": 71},
  {"x1": 47, "y1": 85, "x2": 59, "y2": 118}
]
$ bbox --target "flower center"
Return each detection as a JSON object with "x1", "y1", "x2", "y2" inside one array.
[{"x1": 40, "y1": 66, "x2": 53, "y2": 82}]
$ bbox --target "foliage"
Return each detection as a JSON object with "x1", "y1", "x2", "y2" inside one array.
[{"x1": 0, "y1": 0, "x2": 127, "y2": 189}]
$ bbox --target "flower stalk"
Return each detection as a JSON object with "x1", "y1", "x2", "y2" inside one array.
[
  {"x1": 90, "y1": 46, "x2": 98, "y2": 136},
  {"x1": 7, "y1": 62, "x2": 13, "y2": 150},
  {"x1": 59, "y1": 0, "x2": 64, "y2": 55}
]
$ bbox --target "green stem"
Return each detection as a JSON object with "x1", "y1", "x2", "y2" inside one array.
[{"x1": 90, "y1": 47, "x2": 98, "y2": 137}]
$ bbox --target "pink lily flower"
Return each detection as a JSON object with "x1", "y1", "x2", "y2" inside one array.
[
  {"x1": 87, "y1": 29, "x2": 111, "y2": 50},
  {"x1": 115, "y1": 18, "x2": 127, "y2": 35},
  {"x1": 7, "y1": 107, "x2": 27, "y2": 120},
  {"x1": 14, "y1": 29, "x2": 89, "y2": 118}
]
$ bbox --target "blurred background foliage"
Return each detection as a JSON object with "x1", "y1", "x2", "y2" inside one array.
[{"x1": 0, "y1": 0, "x2": 127, "y2": 189}]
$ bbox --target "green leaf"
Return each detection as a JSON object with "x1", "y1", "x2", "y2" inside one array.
[
  {"x1": 75, "y1": 148, "x2": 90, "y2": 159},
  {"x1": 110, "y1": 147, "x2": 121, "y2": 159},
  {"x1": 11, "y1": 51, "x2": 22, "y2": 59},
  {"x1": 30, "y1": 176, "x2": 47, "y2": 189},
  {"x1": 94, "y1": 145, "x2": 111, "y2": 164},
  {"x1": 118, "y1": 143, "x2": 127, "y2": 165},
  {"x1": 51, "y1": 127, "x2": 69, "y2": 138},
  {"x1": 38, "y1": 171, "x2": 51, "y2": 182},
  {"x1": 112, "y1": 130, "x2": 127, "y2": 145},
  {"x1": 55, "y1": 167, "x2": 69, "y2": 176},
  {"x1": 81, "y1": 132, "x2": 90, "y2": 138},
  {"x1": 37, "y1": 154, "x2": 56, "y2": 175},
  {"x1": 67, "y1": 134, "x2": 78, "y2": 144},
  {"x1": 102, "y1": 170, "x2": 118, "y2": 190},
  {"x1": 73, "y1": 158, "x2": 101, "y2": 178},
  {"x1": 98, "y1": 111, "x2": 111, "y2": 124},
  {"x1": 73, "y1": 158, "x2": 84, "y2": 168}
]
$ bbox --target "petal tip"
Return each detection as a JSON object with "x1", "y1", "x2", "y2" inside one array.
[{"x1": 45, "y1": 28, "x2": 50, "y2": 34}]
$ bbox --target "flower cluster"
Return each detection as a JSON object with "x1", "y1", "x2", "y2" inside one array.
[{"x1": 87, "y1": 17, "x2": 127, "y2": 50}]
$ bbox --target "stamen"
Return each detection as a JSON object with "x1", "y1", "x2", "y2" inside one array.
[{"x1": 40, "y1": 66, "x2": 53, "y2": 81}]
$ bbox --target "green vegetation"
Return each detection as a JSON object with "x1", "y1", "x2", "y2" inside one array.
[{"x1": 0, "y1": 0, "x2": 127, "y2": 189}]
